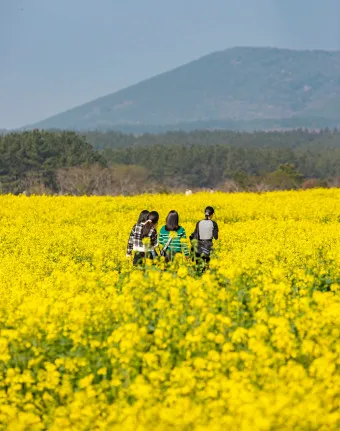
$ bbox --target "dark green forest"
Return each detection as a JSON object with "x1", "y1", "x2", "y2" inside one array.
[
  {"x1": 1, "y1": 128, "x2": 340, "y2": 195},
  {"x1": 0, "y1": 130, "x2": 102, "y2": 194}
]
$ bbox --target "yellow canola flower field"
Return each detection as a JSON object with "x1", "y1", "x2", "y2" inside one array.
[{"x1": 0, "y1": 189, "x2": 340, "y2": 431}]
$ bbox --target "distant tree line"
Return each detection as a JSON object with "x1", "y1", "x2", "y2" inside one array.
[
  {"x1": 0, "y1": 130, "x2": 101, "y2": 194},
  {"x1": 84, "y1": 128, "x2": 340, "y2": 150},
  {"x1": 1, "y1": 128, "x2": 340, "y2": 195},
  {"x1": 98, "y1": 128, "x2": 340, "y2": 191}
]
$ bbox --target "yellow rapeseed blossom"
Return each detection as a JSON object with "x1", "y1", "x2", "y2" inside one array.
[{"x1": 0, "y1": 190, "x2": 339, "y2": 430}]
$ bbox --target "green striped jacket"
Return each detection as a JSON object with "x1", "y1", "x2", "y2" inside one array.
[{"x1": 159, "y1": 225, "x2": 189, "y2": 256}]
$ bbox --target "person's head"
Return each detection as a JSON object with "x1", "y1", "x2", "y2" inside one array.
[
  {"x1": 165, "y1": 210, "x2": 179, "y2": 231},
  {"x1": 148, "y1": 211, "x2": 159, "y2": 226},
  {"x1": 204, "y1": 206, "x2": 215, "y2": 220},
  {"x1": 137, "y1": 210, "x2": 149, "y2": 224},
  {"x1": 142, "y1": 210, "x2": 159, "y2": 237}
]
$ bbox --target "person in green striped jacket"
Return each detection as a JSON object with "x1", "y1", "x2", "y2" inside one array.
[{"x1": 159, "y1": 210, "x2": 189, "y2": 261}]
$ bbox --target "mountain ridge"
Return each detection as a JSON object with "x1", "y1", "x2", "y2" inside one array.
[{"x1": 26, "y1": 46, "x2": 340, "y2": 132}]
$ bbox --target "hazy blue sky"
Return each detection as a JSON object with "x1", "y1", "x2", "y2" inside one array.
[{"x1": 1, "y1": 0, "x2": 339, "y2": 128}]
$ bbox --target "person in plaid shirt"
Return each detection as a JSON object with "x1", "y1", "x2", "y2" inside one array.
[
  {"x1": 126, "y1": 211, "x2": 159, "y2": 266},
  {"x1": 126, "y1": 209, "x2": 149, "y2": 254}
]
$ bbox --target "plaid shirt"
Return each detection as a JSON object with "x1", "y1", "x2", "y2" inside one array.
[{"x1": 127, "y1": 223, "x2": 158, "y2": 255}]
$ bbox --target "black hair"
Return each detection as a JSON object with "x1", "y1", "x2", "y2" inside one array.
[
  {"x1": 137, "y1": 210, "x2": 149, "y2": 224},
  {"x1": 142, "y1": 211, "x2": 159, "y2": 237},
  {"x1": 204, "y1": 206, "x2": 214, "y2": 220},
  {"x1": 148, "y1": 211, "x2": 159, "y2": 224},
  {"x1": 165, "y1": 210, "x2": 179, "y2": 231}
]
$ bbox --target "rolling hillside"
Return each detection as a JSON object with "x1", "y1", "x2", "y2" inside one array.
[{"x1": 28, "y1": 47, "x2": 340, "y2": 132}]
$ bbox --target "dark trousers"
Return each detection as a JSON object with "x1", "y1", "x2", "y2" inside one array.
[
  {"x1": 162, "y1": 250, "x2": 180, "y2": 263},
  {"x1": 193, "y1": 252, "x2": 210, "y2": 272},
  {"x1": 133, "y1": 252, "x2": 153, "y2": 266}
]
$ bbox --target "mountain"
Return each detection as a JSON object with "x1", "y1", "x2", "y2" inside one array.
[{"x1": 27, "y1": 47, "x2": 340, "y2": 132}]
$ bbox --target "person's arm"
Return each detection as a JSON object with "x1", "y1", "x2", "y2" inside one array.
[
  {"x1": 158, "y1": 226, "x2": 167, "y2": 247},
  {"x1": 126, "y1": 225, "x2": 135, "y2": 256},
  {"x1": 213, "y1": 221, "x2": 219, "y2": 240},
  {"x1": 190, "y1": 222, "x2": 200, "y2": 241},
  {"x1": 150, "y1": 228, "x2": 158, "y2": 248},
  {"x1": 181, "y1": 229, "x2": 189, "y2": 257}
]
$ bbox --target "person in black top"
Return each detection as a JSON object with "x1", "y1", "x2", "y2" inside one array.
[{"x1": 190, "y1": 206, "x2": 218, "y2": 272}]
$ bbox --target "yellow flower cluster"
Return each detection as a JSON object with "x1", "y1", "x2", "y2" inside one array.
[{"x1": 0, "y1": 190, "x2": 339, "y2": 430}]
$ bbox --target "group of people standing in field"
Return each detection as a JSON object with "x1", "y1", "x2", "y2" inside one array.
[{"x1": 126, "y1": 206, "x2": 218, "y2": 271}]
